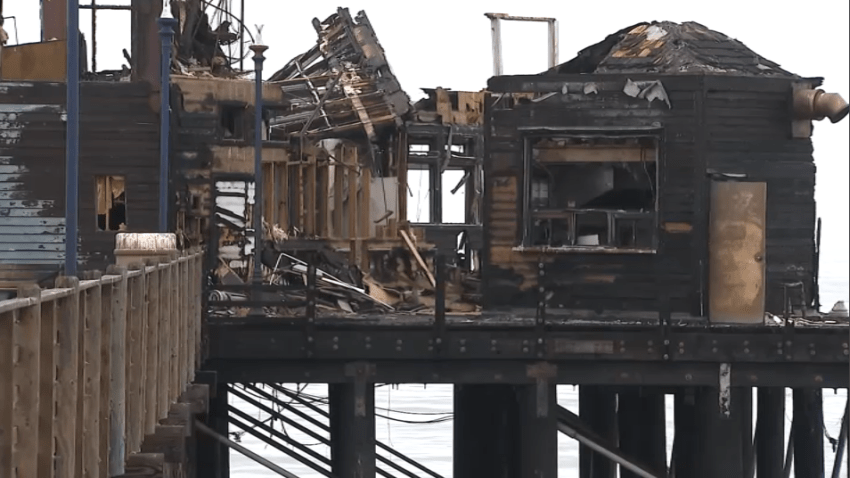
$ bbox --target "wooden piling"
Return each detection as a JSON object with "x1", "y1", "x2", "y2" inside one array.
[
  {"x1": 126, "y1": 264, "x2": 146, "y2": 455},
  {"x1": 0, "y1": 300, "x2": 14, "y2": 478}
]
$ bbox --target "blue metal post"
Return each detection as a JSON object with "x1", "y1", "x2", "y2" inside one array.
[
  {"x1": 250, "y1": 42, "x2": 268, "y2": 285},
  {"x1": 158, "y1": 13, "x2": 177, "y2": 232},
  {"x1": 65, "y1": 0, "x2": 80, "y2": 276}
]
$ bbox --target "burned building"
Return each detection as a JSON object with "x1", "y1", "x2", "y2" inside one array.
[{"x1": 482, "y1": 21, "x2": 849, "y2": 321}]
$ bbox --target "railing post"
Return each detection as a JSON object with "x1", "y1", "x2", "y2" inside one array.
[
  {"x1": 55, "y1": 276, "x2": 80, "y2": 478},
  {"x1": 105, "y1": 265, "x2": 128, "y2": 477},
  {"x1": 81, "y1": 273, "x2": 103, "y2": 478},
  {"x1": 169, "y1": 254, "x2": 179, "y2": 403},
  {"x1": 12, "y1": 285, "x2": 42, "y2": 477},
  {"x1": 1, "y1": 304, "x2": 13, "y2": 477},
  {"x1": 158, "y1": 256, "x2": 172, "y2": 420},
  {"x1": 181, "y1": 255, "x2": 190, "y2": 388},
  {"x1": 126, "y1": 263, "x2": 146, "y2": 455},
  {"x1": 38, "y1": 290, "x2": 58, "y2": 478},
  {"x1": 143, "y1": 260, "x2": 160, "y2": 437}
]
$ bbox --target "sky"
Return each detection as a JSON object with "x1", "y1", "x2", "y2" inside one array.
[{"x1": 4, "y1": 0, "x2": 849, "y2": 304}]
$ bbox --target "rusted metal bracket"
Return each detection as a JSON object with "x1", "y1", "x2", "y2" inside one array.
[
  {"x1": 345, "y1": 362, "x2": 376, "y2": 417},
  {"x1": 527, "y1": 362, "x2": 557, "y2": 418}
]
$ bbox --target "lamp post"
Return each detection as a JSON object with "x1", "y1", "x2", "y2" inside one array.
[
  {"x1": 250, "y1": 36, "x2": 268, "y2": 285},
  {"x1": 65, "y1": 0, "x2": 80, "y2": 276},
  {"x1": 158, "y1": 1, "x2": 176, "y2": 232}
]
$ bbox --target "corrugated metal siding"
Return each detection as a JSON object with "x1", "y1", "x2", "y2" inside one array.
[{"x1": 0, "y1": 98, "x2": 67, "y2": 287}]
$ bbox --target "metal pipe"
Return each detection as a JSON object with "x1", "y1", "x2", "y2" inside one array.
[
  {"x1": 158, "y1": 11, "x2": 176, "y2": 232},
  {"x1": 557, "y1": 420, "x2": 660, "y2": 478},
  {"x1": 194, "y1": 420, "x2": 301, "y2": 478},
  {"x1": 547, "y1": 19, "x2": 558, "y2": 69},
  {"x1": 488, "y1": 15, "x2": 502, "y2": 76},
  {"x1": 65, "y1": 0, "x2": 80, "y2": 277},
  {"x1": 90, "y1": 0, "x2": 96, "y2": 72},
  {"x1": 250, "y1": 41, "x2": 268, "y2": 285},
  {"x1": 239, "y1": 0, "x2": 245, "y2": 71},
  {"x1": 833, "y1": 398, "x2": 849, "y2": 478}
]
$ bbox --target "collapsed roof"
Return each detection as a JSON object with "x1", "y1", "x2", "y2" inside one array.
[
  {"x1": 268, "y1": 8, "x2": 412, "y2": 141},
  {"x1": 547, "y1": 21, "x2": 796, "y2": 77}
]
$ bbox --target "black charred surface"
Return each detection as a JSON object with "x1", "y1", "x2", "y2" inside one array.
[
  {"x1": 0, "y1": 81, "x2": 160, "y2": 279},
  {"x1": 483, "y1": 71, "x2": 817, "y2": 316},
  {"x1": 547, "y1": 21, "x2": 795, "y2": 77}
]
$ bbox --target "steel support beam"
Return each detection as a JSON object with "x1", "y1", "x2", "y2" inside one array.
[
  {"x1": 793, "y1": 388, "x2": 825, "y2": 478},
  {"x1": 619, "y1": 389, "x2": 666, "y2": 478},
  {"x1": 579, "y1": 386, "x2": 617, "y2": 478},
  {"x1": 453, "y1": 384, "x2": 520, "y2": 476},
  {"x1": 329, "y1": 377, "x2": 376, "y2": 477}
]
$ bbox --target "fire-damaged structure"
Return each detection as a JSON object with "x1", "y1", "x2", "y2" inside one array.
[{"x1": 1, "y1": 3, "x2": 850, "y2": 477}]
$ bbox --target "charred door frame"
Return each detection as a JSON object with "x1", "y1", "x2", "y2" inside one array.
[{"x1": 518, "y1": 126, "x2": 664, "y2": 252}]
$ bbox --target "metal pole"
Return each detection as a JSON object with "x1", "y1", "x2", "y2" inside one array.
[
  {"x1": 158, "y1": 8, "x2": 176, "y2": 232},
  {"x1": 239, "y1": 0, "x2": 245, "y2": 71},
  {"x1": 250, "y1": 40, "x2": 268, "y2": 285},
  {"x1": 557, "y1": 421, "x2": 660, "y2": 478},
  {"x1": 489, "y1": 16, "x2": 502, "y2": 76},
  {"x1": 90, "y1": 0, "x2": 96, "y2": 72},
  {"x1": 548, "y1": 19, "x2": 558, "y2": 69},
  {"x1": 65, "y1": 0, "x2": 80, "y2": 277},
  {"x1": 194, "y1": 420, "x2": 301, "y2": 478}
]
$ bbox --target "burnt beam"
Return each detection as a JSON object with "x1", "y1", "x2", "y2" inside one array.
[{"x1": 453, "y1": 384, "x2": 520, "y2": 477}]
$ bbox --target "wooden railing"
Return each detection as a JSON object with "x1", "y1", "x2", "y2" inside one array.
[{"x1": 0, "y1": 251, "x2": 203, "y2": 478}]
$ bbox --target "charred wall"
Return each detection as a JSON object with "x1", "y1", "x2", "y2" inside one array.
[
  {"x1": 483, "y1": 74, "x2": 702, "y2": 313},
  {"x1": 482, "y1": 73, "x2": 817, "y2": 317},
  {"x1": 0, "y1": 81, "x2": 160, "y2": 286},
  {"x1": 702, "y1": 76, "x2": 817, "y2": 313}
]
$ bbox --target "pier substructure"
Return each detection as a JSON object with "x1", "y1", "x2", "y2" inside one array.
[
  {"x1": 619, "y1": 388, "x2": 667, "y2": 478},
  {"x1": 694, "y1": 387, "x2": 747, "y2": 478},
  {"x1": 672, "y1": 390, "x2": 699, "y2": 478},
  {"x1": 196, "y1": 381, "x2": 230, "y2": 478},
  {"x1": 793, "y1": 388, "x2": 825, "y2": 478},
  {"x1": 579, "y1": 386, "x2": 617, "y2": 478},
  {"x1": 453, "y1": 384, "x2": 520, "y2": 477},
  {"x1": 329, "y1": 380, "x2": 377, "y2": 477},
  {"x1": 756, "y1": 387, "x2": 785, "y2": 478}
]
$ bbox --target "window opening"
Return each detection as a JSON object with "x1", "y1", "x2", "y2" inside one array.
[
  {"x1": 221, "y1": 104, "x2": 245, "y2": 140},
  {"x1": 96, "y1": 175, "x2": 126, "y2": 231},
  {"x1": 525, "y1": 136, "x2": 658, "y2": 250}
]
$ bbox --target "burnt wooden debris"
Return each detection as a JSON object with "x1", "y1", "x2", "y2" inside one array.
[{"x1": 1, "y1": 5, "x2": 849, "y2": 478}]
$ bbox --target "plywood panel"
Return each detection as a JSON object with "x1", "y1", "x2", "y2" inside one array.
[
  {"x1": 1, "y1": 41, "x2": 67, "y2": 81},
  {"x1": 708, "y1": 181, "x2": 767, "y2": 324}
]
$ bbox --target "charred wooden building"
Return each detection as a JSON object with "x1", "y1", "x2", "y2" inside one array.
[{"x1": 482, "y1": 21, "x2": 849, "y2": 322}]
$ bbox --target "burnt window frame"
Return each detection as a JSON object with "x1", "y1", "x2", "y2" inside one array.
[
  {"x1": 94, "y1": 174, "x2": 127, "y2": 232},
  {"x1": 219, "y1": 101, "x2": 248, "y2": 142},
  {"x1": 519, "y1": 128, "x2": 662, "y2": 253}
]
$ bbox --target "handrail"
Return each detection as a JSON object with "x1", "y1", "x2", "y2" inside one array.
[{"x1": 0, "y1": 250, "x2": 204, "y2": 478}]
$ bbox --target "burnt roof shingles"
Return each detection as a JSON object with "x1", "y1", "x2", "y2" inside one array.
[{"x1": 548, "y1": 21, "x2": 796, "y2": 77}]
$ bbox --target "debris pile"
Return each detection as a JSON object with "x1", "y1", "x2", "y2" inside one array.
[{"x1": 208, "y1": 226, "x2": 481, "y2": 318}]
